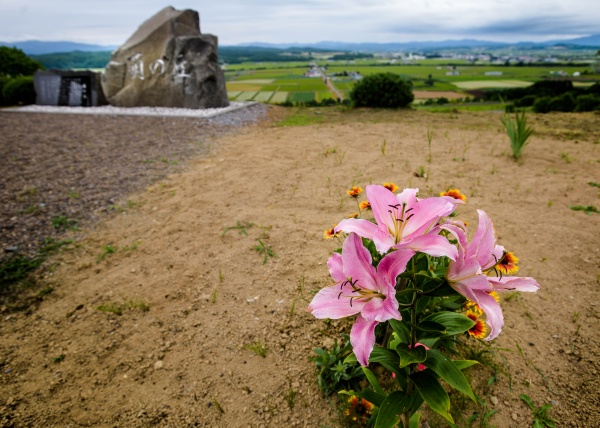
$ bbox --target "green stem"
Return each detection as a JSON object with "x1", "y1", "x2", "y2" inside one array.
[{"x1": 403, "y1": 274, "x2": 419, "y2": 428}]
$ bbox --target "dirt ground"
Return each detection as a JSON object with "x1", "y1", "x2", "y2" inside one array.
[{"x1": 0, "y1": 107, "x2": 599, "y2": 427}]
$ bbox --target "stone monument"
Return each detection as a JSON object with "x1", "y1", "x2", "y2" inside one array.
[{"x1": 101, "y1": 6, "x2": 229, "y2": 109}]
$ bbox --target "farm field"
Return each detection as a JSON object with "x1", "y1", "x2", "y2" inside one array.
[{"x1": 225, "y1": 59, "x2": 599, "y2": 104}]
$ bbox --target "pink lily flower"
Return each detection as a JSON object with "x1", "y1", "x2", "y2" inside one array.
[
  {"x1": 443, "y1": 210, "x2": 539, "y2": 340},
  {"x1": 308, "y1": 233, "x2": 413, "y2": 366},
  {"x1": 335, "y1": 186, "x2": 461, "y2": 259}
]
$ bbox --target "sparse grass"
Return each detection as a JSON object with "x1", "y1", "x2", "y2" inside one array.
[
  {"x1": 51, "y1": 215, "x2": 78, "y2": 231},
  {"x1": 244, "y1": 341, "x2": 268, "y2": 358},
  {"x1": 67, "y1": 189, "x2": 80, "y2": 199},
  {"x1": 520, "y1": 393, "x2": 557, "y2": 427},
  {"x1": 381, "y1": 138, "x2": 387, "y2": 155},
  {"x1": 96, "y1": 244, "x2": 117, "y2": 262},
  {"x1": 52, "y1": 354, "x2": 66, "y2": 364},
  {"x1": 569, "y1": 205, "x2": 599, "y2": 214},
  {"x1": 96, "y1": 299, "x2": 149, "y2": 315},
  {"x1": 426, "y1": 130, "x2": 433, "y2": 163},
  {"x1": 210, "y1": 397, "x2": 225, "y2": 414}
]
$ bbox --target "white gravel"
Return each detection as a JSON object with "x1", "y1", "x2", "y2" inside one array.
[{"x1": 5, "y1": 101, "x2": 258, "y2": 118}]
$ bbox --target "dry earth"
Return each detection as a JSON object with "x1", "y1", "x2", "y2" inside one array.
[{"x1": 1, "y1": 107, "x2": 599, "y2": 427}]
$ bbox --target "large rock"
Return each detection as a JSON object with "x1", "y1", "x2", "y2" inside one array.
[{"x1": 101, "y1": 6, "x2": 229, "y2": 109}]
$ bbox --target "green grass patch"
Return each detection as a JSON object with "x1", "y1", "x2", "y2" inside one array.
[
  {"x1": 236, "y1": 91, "x2": 259, "y2": 101},
  {"x1": 275, "y1": 109, "x2": 326, "y2": 127}
]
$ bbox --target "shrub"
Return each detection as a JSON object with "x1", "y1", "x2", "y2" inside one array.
[
  {"x1": 574, "y1": 94, "x2": 600, "y2": 112},
  {"x1": 514, "y1": 95, "x2": 537, "y2": 108},
  {"x1": 350, "y1": 72, "x2": 414, "y2": 108},
  {"x1": 0, "y1": 76, "x2": 11, "y2": 105},
  {"x1": 533, "y1": 96, "x2": 552, "y2": 113},
  {"x1": 2, "y1": 76, "x2": 36, "y2": 105},
  {"x1": 547, "y1": 92, "x2": 575, "y2": 112}
]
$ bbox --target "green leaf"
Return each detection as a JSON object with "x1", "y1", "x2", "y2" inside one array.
[
  {"x1": 409, "y1": 412, "x2": 421, "y2": 428},
  {"x1": 375, "y1": 391, "x2": 411, "y2": 428},
  {"x1": 343, "y1": 353, "x2": 358, "y2": 365},
  {"x1": 416, "y1": 320, "x2": 446, "y2": 333},
  {"x1": 424, "y1": 349, "x2": 476, "y2": 401},
  {"x1": 453, "y1": 360, "x2": 480, "y2": 370},
  {"x1": 396, "y1": 342, "x2": 427, "y2": 368},
  {"x1": 369, "y1": 347, "x2": 402, "y2": 377},
  {"x1": 519, "y1": 393, "x2": 535, "y2": 410},
  {"x1": 410, "y1": 370, "x2": 453, "y2": 423},
  {"x1": 421, "y1": 311, "x2": 476, "y2": 335},
  {"x1": 389, "y1": 319, "x2": 410, "y2": 344},
  {"x1": 362, "y1": 366, "x2": 385, "y2": 396}
]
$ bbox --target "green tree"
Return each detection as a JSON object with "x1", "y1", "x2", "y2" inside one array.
[
  {"x1": 0, "y1": 46, "x2": 44, "y2": 77},
  {"x1": 350, "y1": 72, "x2": 414, "y2": 108}
]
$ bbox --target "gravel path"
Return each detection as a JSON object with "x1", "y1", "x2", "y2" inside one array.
[{"x1": 0, "y1": 103, "x2": 269, "y2": 262}]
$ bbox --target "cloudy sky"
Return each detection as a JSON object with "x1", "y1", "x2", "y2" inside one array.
[{"x1": 0, "y1": 0, "x2": 598, "y2": 46}]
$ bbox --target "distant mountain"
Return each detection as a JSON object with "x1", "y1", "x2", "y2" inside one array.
[
  {"x1": 234, "y1": 34, "x2": 600, "y2": 52},
  {"x1": 0, "y1": 40, "x2": 118, "y2": 55}
]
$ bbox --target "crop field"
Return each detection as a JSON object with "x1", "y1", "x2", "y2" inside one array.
[{"x1": 224, "y1": 59, "x2": 599, "y2": 104}]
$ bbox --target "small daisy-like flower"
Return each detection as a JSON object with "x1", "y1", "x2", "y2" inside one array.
[
  {"x1": 359, "y1": 201, "x2": 371, "y2": 211},
  {"x1": 348, "y1": 212, "x2": 359, "y2": 219},
  {"x1": 440, "y1": 188, "x2": 467, "y2": 202},
  {"x1": 496, "y1": 251, "x2": 519, "y2": 275},
  {"x1": 382, "y1": 182, "x2": 399, "y2": 193},
  {"x1": 464, "y1": 300, "x2": 483, "y2": 316},
  {"x1": 465, "y1": 310, "x2": 488, "y2": 339},
  {"x1": 346, "y1": 396, "x2": 374, "y2": 423},
  {"x1": 347, "y1": 186, "x2": 363, "y2": 198},
  {"x1": 489, "y1": 291, "x2": 500, "y2": 303},
  {"x1": 323, "y1": 226, "x2": 340, "y2": 239}
]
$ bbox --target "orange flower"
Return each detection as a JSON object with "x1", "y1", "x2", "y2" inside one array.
[
  {"x1": 324, "y1": 226, "x2": 340, "y2": 239},
  {"x1": 440, "y1": 188, "x2": 466, "y2": 202},
  {"x1": 383, "y1": 182, "x2": 399, "y2": 193},
  {"x1": 346, "y1": 396, "x2": 374, "y2": 423},
  {"x1": 464, "y1": 300, "x2": 483, "y2": 316},
  {"x1": 466, "y1": 310, "x2": 488, "y2": 339},
  {"x1": 348, "y1": 212, "x2": 359, "y2": 219},
  {"x1": 347, "y1": 186, "x2": 363, "y2": 198},
  {"x1": 359, "y1": 201, "x2": 371, "y2": 211},
  {"x1": 496, "y1": 251, "x2": 519, "y2": 275},
  {"x1": 489, "y1": 291, "x2": 500, "y2": 303}
]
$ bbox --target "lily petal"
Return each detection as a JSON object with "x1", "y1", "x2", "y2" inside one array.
[
  {"x1": 335, "y1": 218, "x2": 378, "y2": 240},
  {"x1": 395, "y1": 233, "x2": 458, "y2": 260},
  {"x1": 350, "y1": 314, "x2": 378, "y2": 366},
  {"x1": 470, "y1": 210, "x2": 504, "y2": 270},
  {"x1": 489, "y1": 276, "x2": 540, "y2": 292},
  {"x1": 366, "y1": 185, "x2": 402, "y2": 235},
  {"x1": 327, "y1": 252, "x2": 345, "y2": 283},
  {"x1": 342, "y1": 233, "x2": 377, "y2": 291},
  {"x1": 307, "y1": 283, "x2": 364, "y2": 319}
]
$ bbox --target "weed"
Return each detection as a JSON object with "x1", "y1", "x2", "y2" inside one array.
[
  {"x1": 311, "y1": 335, "x2": 363, "y2": 396},
  {"x1": 285, "y1": 388, "x2": 297, "y2": 409},
  {"x1": 221, "y1": 221, "x2": 257, "y2": 237},
  {"x1": 0, "y1": 254, "x2": 43, "y2": 291},
  {"x1": 426, "y1": 129, "x2": 433, "y2": 163},
  {"x1": 244, "y1": 341, "x2": 268, "y2": 358},
  {"x1": 547, "y1": 200, "x2": 553, "y2": 208},
  {"x1": 67, "y1": 189, "x2": 80, "y2": 199},
  {"x1": 97, "y1": 244, "x2": 117, "y2": 262},
  {"x1": 520, "y1": 393, "x2": 557, "y2": 427},
  {"x1": 211, "y1": 286, "x2": 218, "y2": 304},
  {"x1": 414, "y1": 165, "x2": 427, "y2": 179},
  {"x1": 210, "y1": 397, "x2": 225, "y2": 414},
  {"x1": 334, "y1": 150, "x2": 346, "y2": 165},
  {"x1": 381, "y1": 138, "x2": 387, "y2": 155},
  {"x1": 123, "y1": 241, "x2": 141, "y2": 251},
  {"x1": 51, "y1": 215, "x2": 78, "y2": 231},
  {"x1": 588, "y1": 182, "x2": 600, "y2": 188},
  {"x1": 52, "y1": 354, "x2": 66, "y2": 364},
  {"x1": 253, "y1": 239, "x2": 276, "y2": 264},
  {"x1": 569, "y1": 205, "x2": 599, "y2": 214},
  {"x1": 124, "y1": 299, "x2": 150, "y2": 312},
  {"x1": 96, "y1": 301, "x2": 123, "y2": 315},
  {"x1": 501, "y1": 109, "x2": 534, "y2": 160},
  {"x1": 324, "y1": 146, "x2": 338, "y2": 156},
  {"x1": 560, "y1": 152, "x2": 573, "y2": 163},
  {"x1": 40, "y1": 238, "x2": 73, "y2": 255},
  {"x1": 571, "y1": 311, "x2": 581, "y2": 323}
]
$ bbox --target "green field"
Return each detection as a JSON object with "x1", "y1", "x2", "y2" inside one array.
[{"x1": 225, "y1": 60, "x2": 599, "y2": 104}]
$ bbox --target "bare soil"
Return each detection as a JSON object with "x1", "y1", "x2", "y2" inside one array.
[{"x1": 0, "y1": 107, "x2": 599, "y2": 427}]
